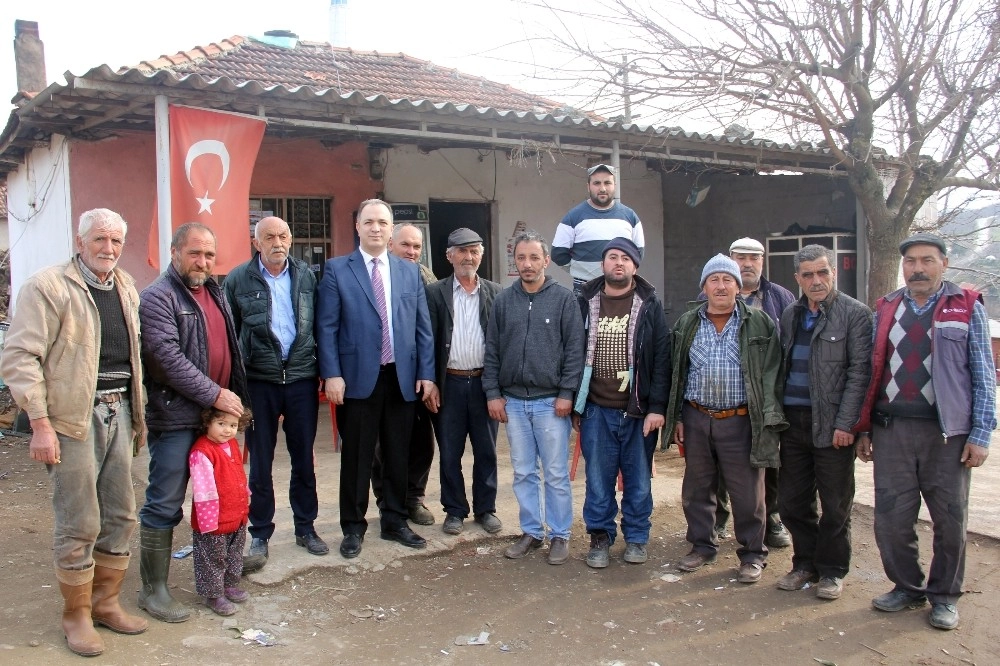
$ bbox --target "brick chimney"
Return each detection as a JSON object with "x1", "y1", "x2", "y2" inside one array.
[{"x1": 14, "y1": 20, "x2": 47, "y2": 93}]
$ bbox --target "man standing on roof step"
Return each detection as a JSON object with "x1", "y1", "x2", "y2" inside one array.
[
  {"x1": 667, "y1": 254, "x2": 787, "y2": 584},
  {"x1": 574, "y1": 238, "x2": 670, "y2": 569},
  {"x1": 1, "y1": 209, "x2": 148, "y2": 657},
  {"x1": 858, "y1": 233, "x2": 996, "y2": 631},
  {"x1": 713, "y1": 236, "x2": 796, "y2": 549},
  {"x1": 370, "y1": 222, "x2": 439, "y2": 527},
  {"x1": 138, "y1": 223, "x2": 248, "y2": 623},
  {"x1": 426, "y1": 228, "x2": 503, "y2": 536},
  {"x1": 223, "y1": 216, "x2": 327, "y2": 574},
  {"x1": 775, "y1": 245, "x2": 872, "y2": 601},
  {"x1": 484, "y1": 230, "x2": 584, "y2": 565},
  {"x1": 552, "y1": 163, "x2": 645, "y2": 293},
  {"x1": 316, "y1": 199, "x2": 439, "y2": 560}
]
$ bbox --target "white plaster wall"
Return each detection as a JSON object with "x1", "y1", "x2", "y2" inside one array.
[
  {"x1": 382, "y1": 146, "x2": 665, "y2": 293},
  {"x1": 6, "y1": 135, "x2": 73, "y2": 313}
]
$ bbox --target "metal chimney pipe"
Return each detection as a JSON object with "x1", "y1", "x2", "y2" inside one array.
[{"x1": 329, "y1": 0, "x2": 349, "y2": 47}]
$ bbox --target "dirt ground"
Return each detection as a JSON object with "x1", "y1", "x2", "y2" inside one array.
[{"x1": 1, "y1": 425, "x2": 999, "y2": 666}]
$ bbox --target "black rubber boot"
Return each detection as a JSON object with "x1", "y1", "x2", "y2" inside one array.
[{"x1": 137, "y1": 526, "x2": 190, "y2": 623}]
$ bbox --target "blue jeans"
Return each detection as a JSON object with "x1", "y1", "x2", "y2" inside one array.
[
  {"x1": 503, "y1": 396, "x2": 573, "y2": 540},
  {"x1": 579, "y1": 403, "x2": 653, "y2": 545},
  {"x1": 139, "y1": 428, "x2": 197, "y2": 529}
]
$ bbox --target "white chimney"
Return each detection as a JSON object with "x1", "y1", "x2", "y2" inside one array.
[{"x1": 329, "y1": 0, "x2": 349, "y2": 47}]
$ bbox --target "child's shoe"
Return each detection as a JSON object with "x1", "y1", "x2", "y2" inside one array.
[
  {"x1": 205, "y1": 596, "x2": 237, "y2": 616},
  {"x1": 225, "y1": 587, "x2": 250, "y2": 603}
]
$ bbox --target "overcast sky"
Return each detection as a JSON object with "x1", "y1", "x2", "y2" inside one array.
[{"x1": 0, "y1": 0, "x2": 583, "y2": 113}]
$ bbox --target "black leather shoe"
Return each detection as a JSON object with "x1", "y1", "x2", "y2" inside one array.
[
  {"x1": 296, "y1": 532, "x2": 330, "y2": 556},
  {"x1": 242, "y1": 537, "x2": 268, "y2": 573},
  {"x1": 339, "y1": 534, "x2": 364, "y2": 559},
  {"x1": 380, "y1": 526, "x2": 427, "y2": 549}
]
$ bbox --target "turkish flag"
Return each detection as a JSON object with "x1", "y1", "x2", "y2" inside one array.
[{"x1": 149, "y1": 105, "x2": 266, "y2": 273}]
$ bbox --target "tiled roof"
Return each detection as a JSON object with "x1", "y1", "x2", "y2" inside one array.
[{"x1": 130, "y1": 36, "x2": 570, "y2": 115}]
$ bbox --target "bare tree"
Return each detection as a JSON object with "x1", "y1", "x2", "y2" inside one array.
[{"x1": 527, "y1": 0, "x2": 1000, "y2": 303}]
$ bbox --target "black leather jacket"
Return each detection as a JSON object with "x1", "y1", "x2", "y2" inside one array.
[
  {"x1": 223, "y1": 254, "x2": 318, "y2": 384},
  {"x1": 779, "y1": 291, "x2": 873, "y2": 446}
]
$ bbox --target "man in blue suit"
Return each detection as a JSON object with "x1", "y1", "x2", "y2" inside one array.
[{"x1": 317, "y1": 199, "x2": 439, "y2": 559}]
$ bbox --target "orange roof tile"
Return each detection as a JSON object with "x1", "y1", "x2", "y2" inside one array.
[{"x1": 128, "y1": 35, "x2": 566, "y2": 114}]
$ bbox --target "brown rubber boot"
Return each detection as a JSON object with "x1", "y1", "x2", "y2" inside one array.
[
  {"x1": 92, "y1": 565, "x2": 149, "y2": 634},
  {"x1": 59, "y1": 580, "x2": 105, "y2": 657}
]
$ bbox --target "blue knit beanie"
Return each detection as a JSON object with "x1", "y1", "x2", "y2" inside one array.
[{"x1": 700, "y1": 253, "x2": 742, "y2": 289}]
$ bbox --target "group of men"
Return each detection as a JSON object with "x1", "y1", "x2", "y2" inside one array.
[
  {"x1": 0, "y1": 161, "x2": 994, "y2": 657},
  {"x1": 666, "y1": 231, "x2": 994, "y2": 635}
]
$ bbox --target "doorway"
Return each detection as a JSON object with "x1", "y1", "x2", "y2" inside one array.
[{"x1": 428, "y1": 200, "x2": 492, "y2": 280}]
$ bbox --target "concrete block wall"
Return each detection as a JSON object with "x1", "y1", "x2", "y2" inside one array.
[{"x1": 659, "y1": 171, "x2": 856, "y2": 324}]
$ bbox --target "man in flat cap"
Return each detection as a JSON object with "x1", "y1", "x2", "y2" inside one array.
[
  {"x1": 574, "y1": 237, "x2": 670, "y2": 568},
  {"x1": 858, "y1": 233, "x2": 995, "y2": 630},
  {"x1": 426, "y1": 228, "x2": 503, "y2": 535},
  {"x1": 667, "y1": 254, "x2": 786, "y2": 584},
  {"x1": 714, "y1": 237, "x2": 796, "y2": 548},
  {"x1": 552, "y1": 164, "x2": 645, "y2": 293}
]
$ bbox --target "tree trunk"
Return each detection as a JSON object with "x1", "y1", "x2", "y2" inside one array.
[{"x1": 864, "y1": 212, "x2": 908, "y2": 306}]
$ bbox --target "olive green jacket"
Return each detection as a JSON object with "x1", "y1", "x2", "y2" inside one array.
[{"x1": 664, "y1": 300, "x2": 787, "y2": 467}]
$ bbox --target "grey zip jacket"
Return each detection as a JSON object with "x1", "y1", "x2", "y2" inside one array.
[{"x1": 483, "y1": 276, "x2": 584, "y2": 402}]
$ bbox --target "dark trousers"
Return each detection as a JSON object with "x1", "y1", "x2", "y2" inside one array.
[
  {"x1": 717, "y1": 465, "x2": 779, "y2": 530},
  {"x1": 873, "y1": 416, "x2": 971, "y2": 605},
  {"x1": 337, "y1": 366, "x2": 415, "y2": 535},
  {"x1": 778, "y1": 407, "x2": 855, "y2": 578},
  {"x1": 372, "y1": 402, "x2": 434, "y2": 508},
  {"x1": 246, "y1": 378, "x2": 319, "y2": 540},
  {"x1": 432, "y1": 374, "x2": 499, "y2": 518},
  {"x1": 680, "y1": 403, "x2": 767, "y2": 564}
]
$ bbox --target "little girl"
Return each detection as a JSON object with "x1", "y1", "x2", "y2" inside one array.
[{"x1": 189, "y1": 407, "x2": 253, "y2": 616}]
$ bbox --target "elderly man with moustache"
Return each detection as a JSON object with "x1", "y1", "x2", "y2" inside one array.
[
  {"x1": 667, "y1": 254, "x2": 786, "y2": 584},
  {"x1": 1, "y1": 209, "x2": 148, "y2": 656},
  {"x1": 776, "y1": 244, "x2": 872, "y2": 601},
  {"x1": 224, "y1": 216, "x2": 326, "y2": 573},
  {"x1": 138, "y1": 223, "x2": 248, "y2": 622},
  {"x1": 317, "y1": 199, "x2": 438, "y2": 559},
  {"x1": 426, "y1": 228, "x2": 503, "y2": 535},
  {"x1": 711, "y1": 237, "x2": 796, "y2": 548},
  {"x1": 369, "y1": 222, "x2": 439, "y2": 527},
  {"x1": 484, "y1": 230, "x2": 584, "y2": 565},
  {"x1": 858, "y1": 233, "x2": 996, "y2": 631}
]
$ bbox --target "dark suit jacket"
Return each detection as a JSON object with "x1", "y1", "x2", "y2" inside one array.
[
  {"x1": 425, "y1": 274, "x2": 501, "y2": 400},
  {"x1": 316, "y1": 249, "x2": 434, "y2": 401}
]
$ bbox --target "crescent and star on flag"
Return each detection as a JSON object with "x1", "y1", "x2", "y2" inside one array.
[{"x1": 185, "y1": 139, "x2": 231, "y2": 214}]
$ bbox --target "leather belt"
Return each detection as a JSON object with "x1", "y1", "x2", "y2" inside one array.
[
  {"x1": 687, "y1": 400, "x2": 748, "y2": 419},
  {"x1": 446, "y1": 368, "x2": 484, "y2": 377},
  {"x1": 95, "y1": 389, "x2": 127, "y2": 406},
  {"x1": 379, "y1": 363, "x2": 396, "y2": 373}
]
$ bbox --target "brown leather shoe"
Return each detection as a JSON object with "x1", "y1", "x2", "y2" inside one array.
[
  {"x1": 547, "y1": 537, "x2": 570, "y2": 565},
  {"x1": 504, "y1": 534, "x2": 543, "y2": 559},
  {"x1": 776, "y1": 569, "x2": 819, "y2": 591},
  {"x1": 91, "y1": 565, "x2": 149, "y2": 634},
  {"x1": 59, "y1": 580, "x2": 105, "y2": 657},
  {"x1": 738, "y1": 562, "x2": 765, "y2": 584},
  {"x1": 678, "y1": 550, "x2": 717, "y2": 572}
]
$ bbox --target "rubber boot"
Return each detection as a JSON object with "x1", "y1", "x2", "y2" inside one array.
[
  {"x1": 137, "y1": 526, "x2": 190, "y2": 623},
  {"x1": 92, "y1": 565, "x2": 149, "y2": 634},
  {"x1": 59, "y1": 579, "x2": 105, "y2": 657}
]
